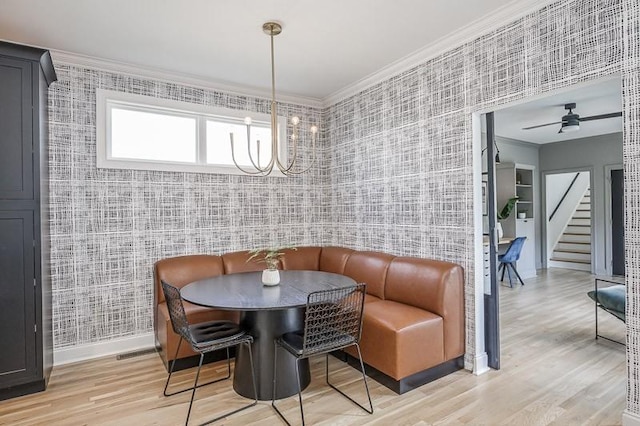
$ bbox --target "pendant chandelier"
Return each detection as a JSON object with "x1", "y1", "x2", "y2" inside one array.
[{"x1": 229, "y1": 22, "x2": 318, "y2": 176}]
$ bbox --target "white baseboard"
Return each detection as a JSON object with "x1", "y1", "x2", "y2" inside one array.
[
  {"x1": 53, "y1": 333, "x2": 156, "y2": 366},
  {"x1": 473, "y1": 352, "x2": 490, "y2": 375},
  {"x1": 623, "y1": 410, "x2": 640, "y2": 426}
]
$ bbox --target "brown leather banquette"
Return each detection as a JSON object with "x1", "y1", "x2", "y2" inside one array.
[{"x1": 154, "y1": 246, "x2": 464, "y2": 393}]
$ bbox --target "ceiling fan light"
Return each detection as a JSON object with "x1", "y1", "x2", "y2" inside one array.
[
  {"x1": 561, "y1": 123, "x2": 580, "y2": 133},
  {"x1": 560, "y1": 112, "x2": 580, "y2": 133}
]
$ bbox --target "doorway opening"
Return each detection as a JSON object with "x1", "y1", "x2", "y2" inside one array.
[
  {"x1": 545, "y1": 170, "x2": 593, "y2": 272},
  {"x1": 478, "y1": 76, "x2": 624, "y2": 371}
]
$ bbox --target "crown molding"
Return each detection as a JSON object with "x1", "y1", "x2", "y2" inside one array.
[
  {"x1": 322, "y1": 0, "x2": 559, "y2": 107},
  {"x1": 50, "y1": 49, "x2": 324, "y2": 108}
]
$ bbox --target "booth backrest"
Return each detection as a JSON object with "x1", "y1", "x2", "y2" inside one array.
[
  {"x1": 154, "y1": 255, "x2": 224, "y2": 304},
  {"x1": 385, "y1": 257, "x2": 464, "y2": 360},
  {"x1": 343, "y1": 251, "x2": 395, "y2": 299},
  {"x1": 319, "y1": 246, "x2": 354, "y2": 274},
  {"x1": 280, "y1": 246, "x2": 322, "y2": 271},
  {"x1": 221, "y1": 250, "x2": 265, "y2": 274}
]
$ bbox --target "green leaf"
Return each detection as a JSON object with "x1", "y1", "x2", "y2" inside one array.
[{"x1": 497, "y1": 197, "x2": 519, "y2": 220}]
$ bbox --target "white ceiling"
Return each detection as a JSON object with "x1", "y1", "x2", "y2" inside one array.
[
  {"x1": 494, "y1": 78, "x2": 623, "y2": 144},
  {"x1": 0, "y1": 0, "x2": 542, "y2": 102}
]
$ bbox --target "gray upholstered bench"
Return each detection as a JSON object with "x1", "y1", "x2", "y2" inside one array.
[{"x1": 587, "y1": 278, "x2": 625, "y2": 344}]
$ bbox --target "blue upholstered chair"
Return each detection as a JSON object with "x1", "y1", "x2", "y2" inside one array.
[{"x1": 498, "y1": 237, "x2": 527, "y2": 287}]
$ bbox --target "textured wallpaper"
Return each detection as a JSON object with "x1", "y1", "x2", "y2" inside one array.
[
  {"x1": 48, "y1": 67, "x2": 327, "y2": 348},
  {"x1": 47, "y1": 0, "x2": 640, "y2": 416},
  {"x1": 324, "y1": 0, "x2": 625, "y2": 372}
]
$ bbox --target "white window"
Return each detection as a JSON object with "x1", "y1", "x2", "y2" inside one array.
[{"x1": 96, "y1": 89, "x2": 286, "y2": 175}]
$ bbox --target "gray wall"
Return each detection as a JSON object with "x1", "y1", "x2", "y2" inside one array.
[{"x1": 539, "y1": 132, "x2": 623, "y2": 274}]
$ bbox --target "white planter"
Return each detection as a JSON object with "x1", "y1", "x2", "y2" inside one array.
[
  {"x1": 496, "y1": 222, "x2": 504, "y2": 239},
  {"x1": 262, "y1": 269, "x2": 280, "y2": 286}
]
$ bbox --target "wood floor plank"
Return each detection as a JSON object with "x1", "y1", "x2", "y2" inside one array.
[{"x1": 0, "y1": 268, "x2": 625, "y2": 425}]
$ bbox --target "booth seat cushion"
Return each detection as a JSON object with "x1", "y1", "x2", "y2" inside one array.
[
  {"x1": 386, "y1": 257, "x2": 464, "y2": 360},
  {"x1": 345, "y1": 300, "x2": 445, "y2": 380},
  {"x1": 364, "y1": 294, "x2": 383, "y2": 304}
]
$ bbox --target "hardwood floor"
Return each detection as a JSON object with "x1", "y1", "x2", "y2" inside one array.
[{"x1": 0, "y1": 268, "x2": 625, "y2": 425}]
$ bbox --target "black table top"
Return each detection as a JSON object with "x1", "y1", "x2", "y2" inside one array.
[{"x1": 180, "y1": 270, "x2": 357, "y2": 311}]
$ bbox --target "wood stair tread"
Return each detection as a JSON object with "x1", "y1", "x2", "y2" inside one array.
[
  {"x1": 558, "y1": 240, "x2": 590, "y2": 245},
  {"x1": 550, "y1": 257, "x2": 591, "y2": 264},
  {"x1": 554, "y1": 248, "x2": 591, "y2": 254}
]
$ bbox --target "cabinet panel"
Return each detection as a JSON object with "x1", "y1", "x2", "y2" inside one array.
[
  {"x1": 516, "y1": 218, "x2": 536, "y2": 278},
  {"x1": 0, "y1": 211, "x2": 36, "y2": 386},
  {"x1": 0, "y1": 57, "x2": 33, "y2": 200},
  {"x1": 0, "y1": 41, "x2": 56, "y2": 400}
]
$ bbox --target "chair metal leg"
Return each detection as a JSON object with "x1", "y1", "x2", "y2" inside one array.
[
  {"x1": 595, "y1": 292, "x2": 599, "y2": 340},
  {"x1": 499, "y1": 263, "x2": 506, "y2": 281},
  {"x1": 164, "y1": 337, "x2": 183, "y2": 397},
  {"x1": 185, "y1": 353, "x2": 205, "y2": 425},
  {"x1": 326, "y1": 345, "x2": 373, "y2": 414},
  {"x1": 272, "y1": 342, "x2": 296, "y2": 426},
  {"x1": 510, "y1": 262, "x2": 525, "y2": 286},
  {"x1": 201, "y1": 342, "x2": 258, "y2": 425},
  {"x1": 295, "y1": 357, "x2": 305, "y2": 426},
  {"x1": 164, "y1": 343, "x2": 232, "y2": 398}
]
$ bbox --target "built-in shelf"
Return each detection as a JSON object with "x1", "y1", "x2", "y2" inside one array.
[{"x1": 496, "y1": 162, "x2": 536, "y2": 278}]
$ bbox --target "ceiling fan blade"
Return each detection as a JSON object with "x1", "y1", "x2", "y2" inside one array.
[
  {"x1": 522, "y1": 121, "x2": 563, "y2": 130},
  {"x1": 579, "y1": 112, "x2": 622, "y2": 122}
]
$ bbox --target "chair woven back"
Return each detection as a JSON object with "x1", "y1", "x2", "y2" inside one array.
[
  {"x1": 161, "y1": 280, "x2": 191, "y2": 343},
  {"x1": 301, "y1": 283, "x2": 366, "y2": 357},
  {"x1": 501, "y1": 236, "x2": 527, "y2": 263}
]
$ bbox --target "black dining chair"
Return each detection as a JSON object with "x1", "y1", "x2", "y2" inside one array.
[
  {"x1": 161, "y1": 281, "x2": 258, "y2": 425},
  {"x1": 271, "y1": 283, "x2": 373, "y2": 425}
]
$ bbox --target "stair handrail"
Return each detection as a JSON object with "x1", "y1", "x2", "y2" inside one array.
[{"x1": 549, "y1": 172, "x2": 581, "y2": 222}]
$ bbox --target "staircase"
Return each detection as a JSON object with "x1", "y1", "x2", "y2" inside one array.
[{"x1": 549, "y1": 189, "x2": 592, "y2": 271}]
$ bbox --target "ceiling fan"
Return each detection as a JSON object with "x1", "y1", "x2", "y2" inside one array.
[{"x1": 522, "y1": 103, "x2": 622, "y2": 133}]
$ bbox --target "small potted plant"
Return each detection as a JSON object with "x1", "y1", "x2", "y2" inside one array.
[
  {"x1": 247, "y1": 246, "x2": 296, "y2": 286},
  {"x1": 496, "y1": 197, "x2": 519, "y2": 238}
]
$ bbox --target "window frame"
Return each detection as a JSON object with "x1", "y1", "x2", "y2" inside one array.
[{"x1": 96, "y1": 89, "x2": 287, "y2": 176}]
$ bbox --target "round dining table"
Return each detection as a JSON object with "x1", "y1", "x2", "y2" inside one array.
[{"x1": 180, "y1": 270, "x2": 356, "y2": 400}]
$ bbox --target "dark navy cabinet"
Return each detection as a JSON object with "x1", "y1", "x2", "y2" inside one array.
[{"x1": 0, "y1": 41, "x2": 56, "y2": 400}]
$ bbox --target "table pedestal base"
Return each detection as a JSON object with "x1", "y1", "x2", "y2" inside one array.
[{"x1": 234, "y1": 308, "x2": 310, "y2": 400}]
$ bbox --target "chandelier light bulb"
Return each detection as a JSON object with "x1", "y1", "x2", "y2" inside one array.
[{"x1": 228, "y1": 21, "x2": 317, "y2": 176}]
